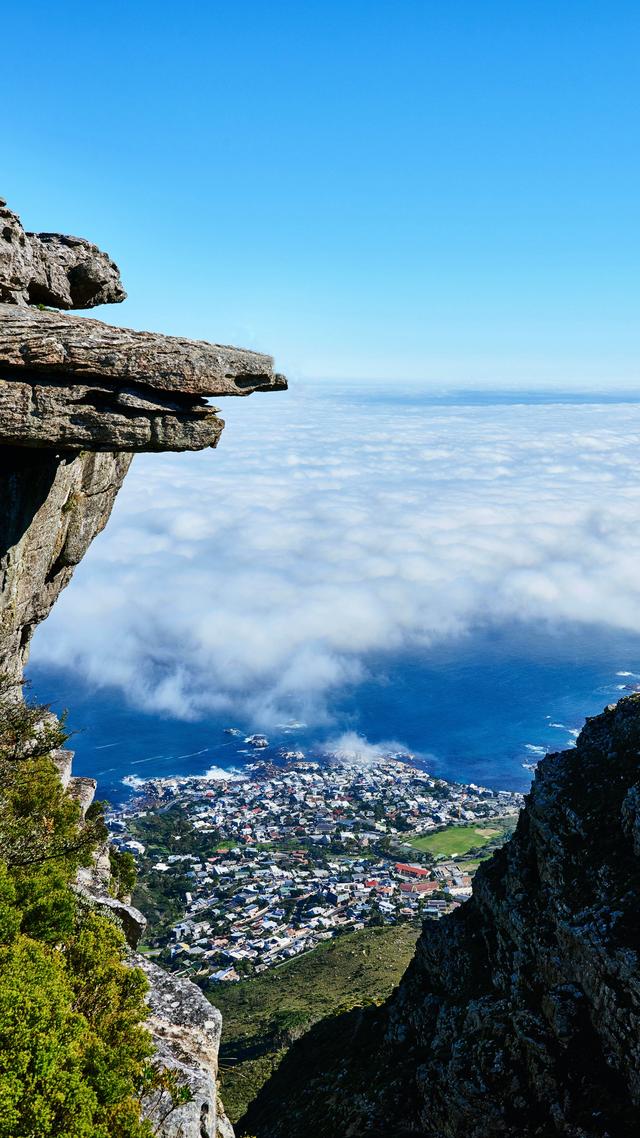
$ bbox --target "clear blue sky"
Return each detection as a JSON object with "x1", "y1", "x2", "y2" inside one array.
[{"x1": 4, "y1": 1, "x2": 639, "y2": 387}]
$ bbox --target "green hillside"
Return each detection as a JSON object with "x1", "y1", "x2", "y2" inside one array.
[{"x1": 211, "y1": 923, "x2": 420, "y2": 1127}]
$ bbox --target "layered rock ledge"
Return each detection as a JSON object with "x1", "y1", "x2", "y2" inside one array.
[
  {"x1": 0, "y1": 200, "x2": 285, "y2": 455},
  {"x1": 0, "y1": 299, "x2": 285, "y2": 453},
  {"x1": 0, "y1": 200, "x2": 286, "y2": 674}
]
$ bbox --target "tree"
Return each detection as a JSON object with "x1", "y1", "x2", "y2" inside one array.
[
  {"x1": 0, "y1": 919, "x2": 155, "y2": 1138},
  {"x1": 0, "y1": 934, "x2": 103, "y2": 1138},
  {"x1": 109, "y1": 848, "x2": 137, "y2": 900},
  {"x1": 0, "y1": 682, "x2": 105, "y2": 895},
  {"x1": 0, "y1": 683, "x2": 162, "y2": 1137},
  {"x1": 368, "y1": 905, "x2": 385, "y2": 928}
]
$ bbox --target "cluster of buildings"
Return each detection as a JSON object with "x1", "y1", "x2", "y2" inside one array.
[{"x1": 110, "y1": 751, "x2": 521, "y2": 983}]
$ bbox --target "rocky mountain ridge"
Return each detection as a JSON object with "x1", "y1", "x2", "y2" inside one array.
[
  {"x1": 243, "y1": 695, "x2": 640, "y2": 1137},
  {"x1": 0, "y1": 199, "x2": 286, "y2": 1138}
]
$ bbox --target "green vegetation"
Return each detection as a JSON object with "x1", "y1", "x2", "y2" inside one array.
[
  {"x1": 109, "y1": 848, "x2": 137, "y2": 900},
  {"x1": 129, "y1": 805, "x2": 225, "y2": 940},
  {"x1": 128, "y1": 804, "x2": 220, "y2": 858},
  {"x1": 405, "y1": 816, "x2": 517, "y2": 858},
  {"x1": 0, "y1": 681, "x2": 162, "y2": 1137},
  {"x1": 212, "y1": 923, "x2": 420, "y2": 1126},
  {"x1": 462, "y1": 856, "x2": 490, "y2": 872},
  {"x1": 133, "y1": 867, "x2": 195, "y2": 941}
]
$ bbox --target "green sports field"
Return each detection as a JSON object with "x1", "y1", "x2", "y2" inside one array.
[{"x1": 405, "y1": 817, "x2": 516, "y2": 858}]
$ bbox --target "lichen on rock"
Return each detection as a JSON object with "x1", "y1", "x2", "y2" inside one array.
[{"x1": 136, "y1": 955, "x2": 235, "y2": 1138}]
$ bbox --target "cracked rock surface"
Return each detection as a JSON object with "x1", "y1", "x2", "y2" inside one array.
[
  {"x1": 0, "y1": 301, "x2": 284, "y2": 452},
  {"x1": 0, "y1": 446, "x2": 132, "y2": 677},
  {"x1": 137, "y1": 955, "x2": 235, "y2": 1138},
  {"x1": 0, "y1": 303, "x2": 285, "y2": 397},
  {"x1": 0, "y1": 371, "x2": 225, "y2": 451}
]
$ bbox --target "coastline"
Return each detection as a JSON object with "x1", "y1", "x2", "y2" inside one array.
[{"x1": 27, "y1": 644, "x2": 640, "y2": 803}]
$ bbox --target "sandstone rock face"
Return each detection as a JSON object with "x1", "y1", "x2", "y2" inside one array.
[
  {"x1": 51, "y1": 747, "x2": 74, "y2": 788},
  {"x1": 0, "y1": 304, "x2": 286, "y2": 397},
  {"x1": 0, "y1": 200, "x2": 285, "y2": 458},
  {"x1": 137, "y1": 955, "x2": 235, "y2": 1138},
  {"x1": 0, "y1": 198, "x2": 126, "y2": 309},
  {"x1": 244, "y1": 696, "x2": 640, "y2": 1138},
  {"x1": 0, "y1": 303, "x2": 285, "y2": 452},
  {"x1": 0, "y1": 446, "x2": 131, "y2": 677},
  {"x1": 0, "y1": 372, "x2": 225, "y2": 452},
  {"x1": 0, "y1": 198, "x2": 285, "y2": 672},
  {"x1": 75, "y1": 884, "x2": 148, "y2": 948}
]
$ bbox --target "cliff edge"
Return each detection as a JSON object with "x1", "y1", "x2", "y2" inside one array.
[
  {"x1": 0, "y1": 197, "x2": 285, "y2": 682},
  {"x1": 244, "y1": 696, "x2": 640, "y2": 1138},
  {"x1": 0, "y1": 198, "x2": 286, "y2": 1138}
]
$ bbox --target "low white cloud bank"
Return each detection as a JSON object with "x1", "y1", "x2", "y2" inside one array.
[
  {"x1": 319, "y1": 731, "x2": 418, "y2": 766},
  {"x1": 31, "y1": 385, "x2": 640, "y2": 724}
]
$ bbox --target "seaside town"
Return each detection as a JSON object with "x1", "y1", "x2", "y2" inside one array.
[{"x1": 109, "y1": 739, "x2": 523, "y2": 984}]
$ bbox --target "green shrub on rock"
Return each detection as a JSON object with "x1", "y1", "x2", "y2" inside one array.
[{"x1": 0, "y1": 683, "x2": 156, "y2": 1137}]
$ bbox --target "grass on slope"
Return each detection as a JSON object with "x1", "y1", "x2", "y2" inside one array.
[
  {"x1": 405, "y1": 816, "x2": 516, "y2": 857},
  {"x1": 211, "y1": 923, "x2": 420, "y2": 1126}
]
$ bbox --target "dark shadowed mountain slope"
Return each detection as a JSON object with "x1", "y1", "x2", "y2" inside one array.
[{"x1": 243, "y1": 695, "x2": 640, "y2": 1138}]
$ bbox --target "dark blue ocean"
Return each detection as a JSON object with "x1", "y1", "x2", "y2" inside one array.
[{"x1": 28, "y1": 621, "x2": 640, "y2": 803}]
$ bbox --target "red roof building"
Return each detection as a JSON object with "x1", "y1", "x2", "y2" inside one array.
[
  {"x1": 400, "y1": 880, "x2": 440, "y2": 895},
  {"x1": 395, "y1": 862, "x2": 430, "y2": 878}
]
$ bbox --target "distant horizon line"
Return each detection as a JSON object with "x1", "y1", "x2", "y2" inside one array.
[{"x1": 220, "y1": 378, "x2": 640, "y2": 403}]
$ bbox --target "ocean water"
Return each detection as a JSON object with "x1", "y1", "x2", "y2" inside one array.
[{"x1": 28, "y1": 621, "x2": 640, "y2": 803}]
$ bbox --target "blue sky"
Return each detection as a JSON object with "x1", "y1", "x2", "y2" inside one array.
[{"x1": 4, "y1": 1, "x2": 640, "y2": 385}]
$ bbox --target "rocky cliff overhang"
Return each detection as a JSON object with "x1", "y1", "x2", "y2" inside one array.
[
  {"x1": 0, "y1": 198, "x2": 286, "y2": 1138},
  {"x1": 0, "y1": 304, "x2": 286, "y2": 451},
  {"x1": 0, "y1": 199, "x2": 286, "y2": 674},
  {"x1": 0, "y1": 198, "x2": 285, "y2": 453}
]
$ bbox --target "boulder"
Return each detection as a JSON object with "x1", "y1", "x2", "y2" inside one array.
[
  {"x1": 0, "y1": 198, "x2": 126, "y2": 309},
  {"x1": 135, "y1": 954, "x2": 235, "y2": 1137}
]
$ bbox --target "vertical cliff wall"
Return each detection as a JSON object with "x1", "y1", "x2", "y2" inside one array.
[
  {"x1": 0, "y1": 447, "x2": 131, "y2": 678},
  {"x1": 0, "y1": 199, "x2": 286, "y2": 1138}
]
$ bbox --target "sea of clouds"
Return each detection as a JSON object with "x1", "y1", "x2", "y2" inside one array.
[{"x1": 30, "y1": 383, "x2": 640, "y2": 726}]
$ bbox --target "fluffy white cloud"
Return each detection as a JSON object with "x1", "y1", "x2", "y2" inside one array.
[
  {"x1": 30, "y1": 384, "x2": 640, "y2": 725},
  {"x1": 318, "y1": 731, "x2": 431, "y2": 767}
]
